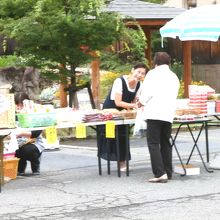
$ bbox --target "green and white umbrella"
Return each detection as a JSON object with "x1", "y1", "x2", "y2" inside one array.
[
  {"x1": 160, "y1": 4, "x2": 220, "y2": 97},
  {"x1": 160, "y1": 4, "x2": 220, "y2": 42}
]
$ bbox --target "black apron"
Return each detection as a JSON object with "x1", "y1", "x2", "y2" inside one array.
[{"x1": 98, "y1": 77, "x2": 140, "y2": 161}]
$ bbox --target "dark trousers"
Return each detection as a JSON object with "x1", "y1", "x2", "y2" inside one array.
[
  {"x1": 15, "y1": 144, "x2": 41, "y2": 173},
  {"x1": 146, "y1": 119, "x2": 172, "y2": 178}
]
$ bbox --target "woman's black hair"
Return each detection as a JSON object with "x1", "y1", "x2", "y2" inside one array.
[
  {"x1": 14, "y1": 92, "x2": 30, "y2": 105},
  {"x1": 133, "y1": 62, "x2": 148, "y2": 71}
]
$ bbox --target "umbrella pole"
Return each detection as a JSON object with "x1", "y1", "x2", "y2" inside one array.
[{"x1": 183, "y1": 41, "x2": 192, "y2": 98}]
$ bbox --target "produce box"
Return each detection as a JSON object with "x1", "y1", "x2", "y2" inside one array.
[
  {"x1": 114, "y1": 110, "x2": 137, "y2": 119},
  {"x1": 17, "y1": 112, "x2": 57, "y2": 128},
  {"x1": 174, "y1": 164, "x2": 200, "y2": 175},
  {"x1": 216, "y1": 100, "x2": 220, "y2": 113},
  {"x1": 3, "y1": 157, "x2": 20, "y2": 180},
  {"x1": 0, "y1": 94, "x2": 16, "y2": 128}
]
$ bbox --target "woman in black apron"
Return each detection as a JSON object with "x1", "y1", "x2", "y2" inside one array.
[{"x1": 98, "y1": 63, "x2": 147, "y2": 171}]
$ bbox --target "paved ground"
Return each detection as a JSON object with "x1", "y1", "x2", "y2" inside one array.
[{"x1": 1, "y1": 127, "x2": 220, "y2": 219}]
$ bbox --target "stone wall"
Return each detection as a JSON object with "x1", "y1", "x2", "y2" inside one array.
[
  {"x1": 0, "y1": 67, "x2": 40, "y2": 99},
  {"x1": 193, "y1": 64, "x2": 220, "y2": 92}
]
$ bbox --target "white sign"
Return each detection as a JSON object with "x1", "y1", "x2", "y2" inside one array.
[{"x1": 0, "y1": 94, "x2": 10, "y2": 114}]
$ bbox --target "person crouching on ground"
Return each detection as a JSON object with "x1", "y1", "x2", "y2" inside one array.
[{"x1": 15, "y1": 92, "x2": 45, "y2": 176}]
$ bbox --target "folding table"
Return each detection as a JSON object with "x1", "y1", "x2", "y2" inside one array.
[{"x1": 171, "y1": 118, "x2": 213, "y2": 176}]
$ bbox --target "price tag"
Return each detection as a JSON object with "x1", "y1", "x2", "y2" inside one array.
[
  {"x1": 75, "y1": 123, "x2": 86, "y2": 138},
  {"x1": 46, "y1": 126, "x2": 57, "y2": 144},
  {"x1": 106, "y1": 121, "x2": 115, "y2": 138}
]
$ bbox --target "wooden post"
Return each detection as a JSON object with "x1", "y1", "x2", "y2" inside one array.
[
  {"x1": 58, "y1": 64, "x2": 68, "y2": 108},
  {"x1": 91, "y1": 58, "x2": 100, "y2": 109},
  {"x1": 183, "y1": 41, "x2": 192, "y2": 98},
  {"x1": 142, "y1": 27, "x2": 152, "y2": 68},
  {"x1": 59, "y1": 83, "x2": 68, "y2": 107}
]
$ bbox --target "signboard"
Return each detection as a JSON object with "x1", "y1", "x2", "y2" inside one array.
[
  {"x1": 106, "y1": 121, "x2": 115, "y2": 138},
  {"x1": 76, "y1": 123, "x2": 87, "y2": 138}
]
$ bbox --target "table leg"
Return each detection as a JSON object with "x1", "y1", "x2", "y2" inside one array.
[
  {"x1": 0, "y1": 137, "x2": 4, "y2": 192},
  {"x1": 107, "y1": 139, "x2": 111, "y2": 175},
  {"x1": 186, "y1": 124, "x2": 204, "y2": 164},
  {"x1": 125, "y1": 125, "x2": 129, "y2": 177},
  {"x1": 171, "y1": 125, "x2": 187, "y2": 176},
  {"x1": 204, "y1": 121, "x2": 209, "y2": 163},
  {"x1": 186, "y1": 123, "x2": 213, "y2": 173},
  {"x1": 96, "y1": 127, "x2": 102, "y2": 176},
  {"x1": 116, "y1": 126, "x2": 121, "y2": 177}
]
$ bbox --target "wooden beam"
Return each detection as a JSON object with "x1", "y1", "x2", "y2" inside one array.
[
  {"x1": 126, "y1": 19, "x2": 169, "y2": 27},
  {"x1": 91, "y1": 59, "x2": 100, "y2": 109},
  {"x1": 183, "y1": 41, "x2": 192, "y2": 98}
]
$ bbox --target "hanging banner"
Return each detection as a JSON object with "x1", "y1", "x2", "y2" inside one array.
[
  {"x1": 46, "y1": 126, "x2": 57, "y2": 144},
  {"x1": 0, "y1": 94, "x2": 9, "y2": 114},
  {"x1": 75, "y1": 123, "x2": 86, "y2": 138},
  {"x1": 106, "y1": 121, "x2": 115, "y2": 138}
]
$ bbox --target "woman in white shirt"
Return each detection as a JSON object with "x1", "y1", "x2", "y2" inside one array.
[
  {"x1": 98, "y1": 63, "x2": 147, "y2": 172},
  {"x1": 139, "y1": 52, "x2": 180, "y2": 183}
]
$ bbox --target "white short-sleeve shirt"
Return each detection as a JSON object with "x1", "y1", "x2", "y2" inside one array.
[{"x1": 110, "y1": 75, "x2": 139, "y2": 100}]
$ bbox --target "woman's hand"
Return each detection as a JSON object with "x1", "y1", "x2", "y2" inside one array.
[
  {"x1": 136, "y1": 101, "x2": 143, "y2": 108},
  {"x1": 115, "y1": 93, "x2": 138, "y2": 110},
  {"x1": 129, "y1": 103, "x2": 138, "y2": 110}
]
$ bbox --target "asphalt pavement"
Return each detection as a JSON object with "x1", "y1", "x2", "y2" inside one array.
[{"x1": 1, "y1": 127, "x2": 220, "y2": 219}]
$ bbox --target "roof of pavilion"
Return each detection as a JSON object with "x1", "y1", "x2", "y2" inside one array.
[{"x1": 105, "y1": 0, "x2": 186, "y2": 22}]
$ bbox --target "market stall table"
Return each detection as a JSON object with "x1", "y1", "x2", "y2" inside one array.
[
  {"x1": 57, "y1": 118, "x2": 137, "y2": 178},
  {"x1": 0, "y1": 118, "x2": 136, "y2": 192},
  {"x1": 1, "y1": 115, "x2": 218, "y2": 192}
]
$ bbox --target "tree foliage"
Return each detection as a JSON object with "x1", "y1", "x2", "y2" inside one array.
[
  {"x1": 100, "y1": 25, "x2": 147, "y2": 73},
  {"x1": 0, "y1": 0, "x2": 125, "y2": 83}
]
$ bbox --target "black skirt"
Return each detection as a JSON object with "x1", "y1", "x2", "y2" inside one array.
[{"x1": 97, "y1": 124, "x2": 131, "y2": 161}]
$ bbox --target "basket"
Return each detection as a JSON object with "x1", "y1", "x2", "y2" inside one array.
[
  {"x1": 3, "y1": 157, "x2": 20, "y2": 180},
  {"x1": 17, "y1": 112, "x2": 57, "y2": 128}
]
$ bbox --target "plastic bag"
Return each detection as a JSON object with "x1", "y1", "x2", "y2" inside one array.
[
  {"x1": 133, "y1": 108, "x2": 147, "y2": 137},
  {"x1": 3, "y1": 132, "x2": 19, "y2": 155}
]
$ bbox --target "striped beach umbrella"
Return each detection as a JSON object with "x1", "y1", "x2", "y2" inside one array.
[
  {"x1": 159, "y1": 5, "x2": 220, "y2": 98},
  {"x1": 160, "y1": 4, "x2": 220, "y2": 42}
]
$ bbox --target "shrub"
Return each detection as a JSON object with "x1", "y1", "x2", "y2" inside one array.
[
  {"x1": 0, "y1": 55, "x2": 23, "y2": 68},
  {"x1": 100, "y1": 71, "x2": 121, "y2": 102}
]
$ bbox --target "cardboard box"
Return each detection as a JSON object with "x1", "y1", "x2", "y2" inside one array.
[
  {"x1": 0, "y1": 94, "x2": 16, "y2": 128},
  {"x1": 174, "y1": 164, "x2": 200, "y2": 175}
]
